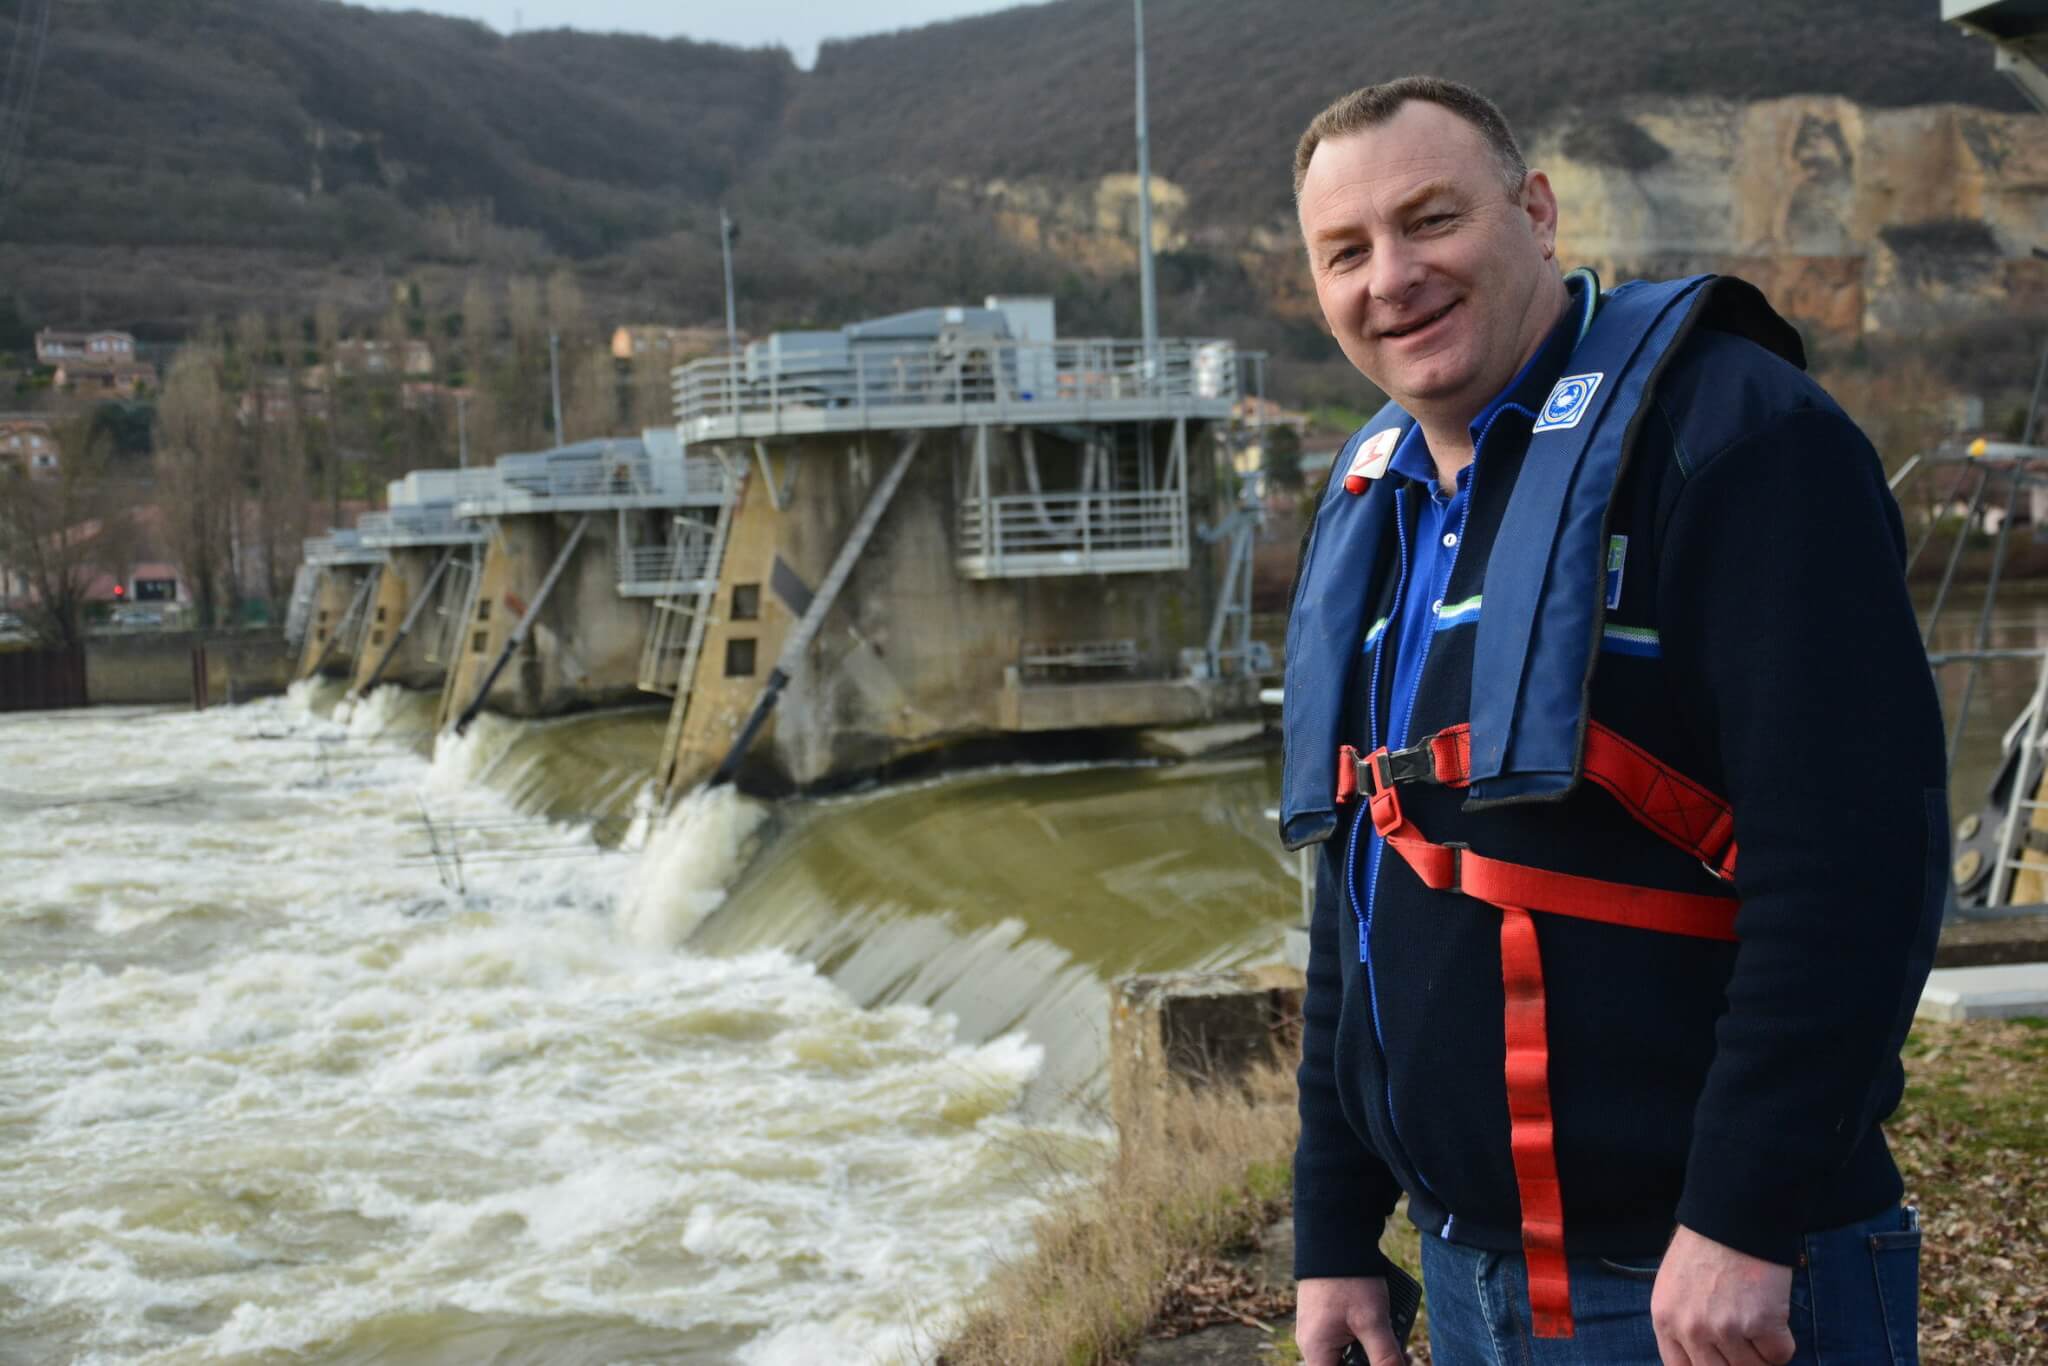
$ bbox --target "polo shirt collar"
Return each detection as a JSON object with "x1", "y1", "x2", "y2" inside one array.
[{"x1": 1384, "y1": 273, "x2": 1594, "y2": 488}]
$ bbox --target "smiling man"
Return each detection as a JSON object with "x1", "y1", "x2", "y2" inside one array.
[{"x1": 1280, "y1": 78, "x2": 1947, "y2": 1365}]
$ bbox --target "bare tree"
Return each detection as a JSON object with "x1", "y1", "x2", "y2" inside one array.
[
  {"x1": 156, "y1": 342, "x2": 238, "y2": 628},
  {"x1": 249, "y1": 312, "x2": 311, "y2": 615},
  {"x1": 564, "y1": 343, "x2": 620, "y2": 441},
  {"x1": 0, "y1": 409, "x2": 134, "y2": 649},
  {"x1": 501, "y1": 274, "x2": 549, "y2": 451},
  {"x1": 458, "y1": 275, "x2": 505, "y2": 464},
  {"x1": 311, "y1": 297, "x2": 343, "y2": 523}
]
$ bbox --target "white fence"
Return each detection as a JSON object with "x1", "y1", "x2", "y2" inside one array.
[
  {"x1": 616, "y1": 535, "x2": 719, "y2": 597},
  {"x1": 674, "y1": 338, "x2": 1237, "y2": 438},
  {"x1": 492, "y1": 445, "x2": 728, "y2": 504},
  {"x1": 956, "y1": 488, "x2": 1189, "y2": 578}
]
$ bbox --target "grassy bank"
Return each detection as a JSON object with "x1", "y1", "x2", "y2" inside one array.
[
  {"x1": 940, "y1": 1018, "x2": 2046, "y2": 1365},
  {"x1": 936, "y1": 1067, "x2": 1299, "y2": 1365}
]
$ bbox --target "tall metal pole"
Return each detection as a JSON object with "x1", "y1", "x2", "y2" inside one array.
[
  {"x1": 1133, "y1": 0, "x2": 1159, "y2": 363},
  {"x1": 456, "y1": 392, "x2": 469, "y2": 469},
  {"x1": 548, "y1": 329, "x2": 564, "y2": 444},
  {"x1": 720, "y1": 207, "x2": 740, "y2": 357}
]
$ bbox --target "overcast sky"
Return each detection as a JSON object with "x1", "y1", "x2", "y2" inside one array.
[{"x1": 348, "y1": 1, "x2": 1032, "y2": 67}]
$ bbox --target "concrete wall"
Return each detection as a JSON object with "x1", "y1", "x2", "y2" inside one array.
[
  {"x1": 350, "y1": 547, "x2": 451, "y2": 695},
  {"x1": 668, "y1": 422, "x2": 1249, "y2": 794},
  {"x1": 436, "y1": 512, "x2": 653, "y2": 729},
  {"x1": 86, "y1": 630, "x2": 294, "y2": 705},
  {"x1": 294, "y1": 564, "x2": 379, "y2": 681}
]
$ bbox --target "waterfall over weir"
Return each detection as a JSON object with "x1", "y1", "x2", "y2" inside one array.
[{"x1": 0, "y1": 687, "x2": 1295, "y2": 1362}]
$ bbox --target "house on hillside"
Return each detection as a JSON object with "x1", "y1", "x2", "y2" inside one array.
[
  {"x1": 330, "y1": 338, "x2": 434, "y2": 379},
  {"x1": 52, "y1": 361, "x2": 157, "y2": 398},
  {"x1": 0, "y1": 415, "x2": 59, "y2": 478},
  {"x1": 611, "y1": 324, "x2": 726, "y2": 363},
  {"x1": 35, "y1": 328, "x2": 136, "y2": 367},
  {"x1": 236, "y1": 374, "x2": 333, "y2": 425}
]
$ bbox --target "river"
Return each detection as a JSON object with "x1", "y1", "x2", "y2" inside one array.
[{"x1": 0, "y1": 685, "x2": 1298, "y2": 1364}]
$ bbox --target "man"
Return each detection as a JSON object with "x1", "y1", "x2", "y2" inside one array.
[{"x1": 1281, "y1": 78, "x2": 1945, "y2": 1365}]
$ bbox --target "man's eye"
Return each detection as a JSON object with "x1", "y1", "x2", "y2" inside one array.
[
  {"x1": 1332, "y1": 245, "x2": 1365, "y2": 266},
  {"x1": 1416, "y1": 214, "x2": 1452, "y2": 231}
]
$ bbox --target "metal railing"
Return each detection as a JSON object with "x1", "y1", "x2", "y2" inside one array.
[
  {"x1": 302, "y1": 532, "x2": 387, "y2": 567},
  {"x1": 1019, "y1": 638, "x2": 1140, "y2": 677},
  {"x1": 957, "y1": 488, "x2": 1189, "y2": 577},
  {"x1": 490, "y1": 445, "x2": 728, "y2": 504},
  {"x1": 616, "y1": 536, "x2": 718, "y2": 596},
  {"x1": 673, "y1": 338, "x2": 1238, "y2": 436},
  {"x1": 393, "y1": 468, "x2": 509, "y2": 505},
  {"x1": 355, "y1": 508, "x2": 486, "y2": 546}
]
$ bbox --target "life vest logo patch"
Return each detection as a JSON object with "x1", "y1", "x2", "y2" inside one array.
[
  {"x1": 1606, "y1": 534, "x2": 1628, "y2": 610},
  {"x1": 1342, "y1": 426, "x2": 1401, "y2": 494},
  {"x1": 1533, "y1": 371, "x2": 1604, "y2": 433}
]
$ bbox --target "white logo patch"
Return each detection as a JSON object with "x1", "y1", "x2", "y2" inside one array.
[
  {"x1": 1532, "y1": 372, "x2": 1604, "y2": 434},
  {"x1": 1343, "y1": 427, "x2": 1401, "y2": 490}
]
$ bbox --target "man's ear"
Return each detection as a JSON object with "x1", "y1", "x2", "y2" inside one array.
[{"x1": 1521, "y1": 170, "x2": 1560, "y2": 261}]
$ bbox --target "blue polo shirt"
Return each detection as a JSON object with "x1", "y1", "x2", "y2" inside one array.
[{"x1": 1359, "y1": 303, "x2": 1583, "y2": 946}]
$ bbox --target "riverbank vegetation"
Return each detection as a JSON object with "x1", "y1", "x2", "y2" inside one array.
[{"x1": 936, "y1": 1066, "x2": 1299, "y2": 1365}]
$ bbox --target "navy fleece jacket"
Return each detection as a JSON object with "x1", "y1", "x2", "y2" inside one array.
[{"x1": 1290, "y1": 301, "x2": 1948, "y2": 1279}]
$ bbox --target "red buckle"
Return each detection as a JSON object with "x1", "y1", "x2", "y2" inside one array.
[
  {"x1": 1363, "y1": 746, "x2": 1403, "y2": 837},
  {"x1": 1336, "y1": 745, "x2": 1362, "y2": 805}
]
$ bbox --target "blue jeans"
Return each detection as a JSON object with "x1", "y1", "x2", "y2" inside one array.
[{"x1": 1418, "y1": 1207, "x2": 1921, "y2": 1364}]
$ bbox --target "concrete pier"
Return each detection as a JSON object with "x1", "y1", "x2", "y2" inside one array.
[
  {"x1": 654, "y1": 300, "x2": 1255, "y2": 797},
  {"x1": 662, "y1": 423, "x2": 1254, "y2": 795},
  {"x1": 435, "y1": 511, "x2": 655, "y2": 727},
  {"x1": 291, "y1": 551, "x2": 381, "y2": 683}
]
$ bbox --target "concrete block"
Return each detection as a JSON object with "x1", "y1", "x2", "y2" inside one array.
[
  {"x1": 1110, "y1": 967, "x2": 1303, "y2": 1142},
  {"x1": 1916, "y1": 962, "x2": 2048, "y2": 1021}
]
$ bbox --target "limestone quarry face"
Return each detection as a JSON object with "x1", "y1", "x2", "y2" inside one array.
[
  {"x1": 971, "y1": 97, "x2": 2047, "y2": 347},
  {"x1": 1535, "y1": 96, "x2": 2048, "y2": 340},
  {"x1": 967, "y1": 173, "x2": 1191, "y2": 273}
]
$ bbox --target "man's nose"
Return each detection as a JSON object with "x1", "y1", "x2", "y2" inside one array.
[{"x1": 1367, "y1": 239, "x2": 1426, "y2": 309}]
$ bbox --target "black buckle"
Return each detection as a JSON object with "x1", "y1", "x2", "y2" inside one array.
[{"x1": 1379, "y1": 737, "x2": 1441, "y2": 787}]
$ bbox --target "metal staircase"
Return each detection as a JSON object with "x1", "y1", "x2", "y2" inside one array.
[
  {"x1": 283, "y1": 563, "x2": 318, "y2": 646},
  {"x1": 639, "y1": 473, "x2": 744, "y2": 697},
  {"x1": 650, "y1": 471, "x2": 749, "y2": 791},
  {"x1": 423, "y1": 551, "x2": 480, "y2": 668}
]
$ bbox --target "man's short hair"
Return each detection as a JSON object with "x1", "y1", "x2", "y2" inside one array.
[{"x1": 1293, "y1": 76, "x2": 1528, "y2": 200}]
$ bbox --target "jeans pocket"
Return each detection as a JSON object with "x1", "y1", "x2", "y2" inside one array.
[
  {"x1": 1594, "y1": 1255, "x2": 1663, "y2": 1281},
  {"x1": 1869, "y1": 1228, "x2": 1922, "y2": 1365}
]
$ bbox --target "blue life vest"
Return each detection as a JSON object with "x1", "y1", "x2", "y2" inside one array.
[{"x1": 1279, "y1": 272, "x2": 1805, "y2": 850}]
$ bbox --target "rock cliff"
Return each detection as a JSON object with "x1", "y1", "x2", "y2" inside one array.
[{"x1": 964, "y1": 95, "x2": 2048, "y2": 348}]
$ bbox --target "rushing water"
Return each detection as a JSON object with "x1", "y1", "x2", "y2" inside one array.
[{"x1": 0, "y1": 686, "x2": 1295, "y2": 1364}]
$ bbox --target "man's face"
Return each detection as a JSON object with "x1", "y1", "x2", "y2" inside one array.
[{"x1": 1297, "y1": 101, "x2": 1560, "y2": 420}]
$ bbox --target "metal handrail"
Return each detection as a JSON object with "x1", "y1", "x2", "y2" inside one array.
[
  {"x1": 617, "y1": 540, "x2": 716, "y2": 590},
  {"x1": 486, "y1": 449, "x2": 729, "y2": 503},
  {"x1": 673, "y1": 337, "x2": 1238, "y2": 432}
]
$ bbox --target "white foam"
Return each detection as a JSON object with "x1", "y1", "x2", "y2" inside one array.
[
  {"x1": 0, "y1": 694, "x2": 1061, "y2": 1364},
  {"x1": 617, "y1": 784, "x2": 769, "y2": 947},
  {"x1": 344, "y1": 683, "x2": 418, "y2": 742}
]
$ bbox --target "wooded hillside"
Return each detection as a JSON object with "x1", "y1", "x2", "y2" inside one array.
[{"x1": 0, "y1": 0, "x2": 2025, "y2": 369}]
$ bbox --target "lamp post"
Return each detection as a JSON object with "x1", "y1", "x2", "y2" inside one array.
[
  {"x1": 720, "y1": 207, "x2": 740, "y2": 358},
  {"x1": 1133, "y1": 0, "x2": 1159, "y2": 364}
]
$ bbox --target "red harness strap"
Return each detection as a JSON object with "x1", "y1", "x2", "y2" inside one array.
[{"x1": 1335, "y1": 722, "x2": 1740, "y2": 1340}]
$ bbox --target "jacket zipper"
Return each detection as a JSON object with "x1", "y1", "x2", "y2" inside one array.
[{"x1": 1348, "y1": 406, "x2": 1527, "y2": 1228}]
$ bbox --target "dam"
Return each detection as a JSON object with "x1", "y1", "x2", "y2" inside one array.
[{"x1": 283, "y1": 297, "x2": 1263, "y2": 804}]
